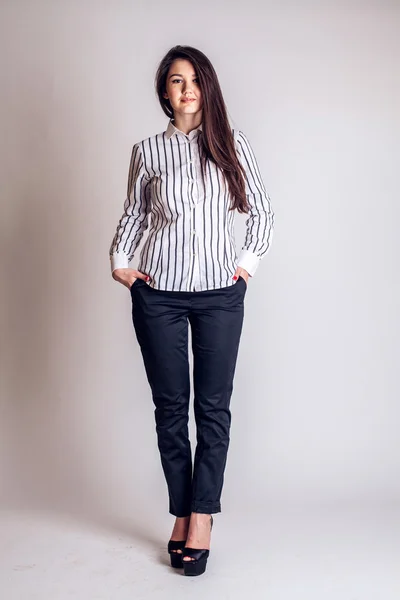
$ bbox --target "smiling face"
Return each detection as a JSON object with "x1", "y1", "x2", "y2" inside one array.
[{"x1": 163, "y1": 59, "x2": 203, "y2": 118}]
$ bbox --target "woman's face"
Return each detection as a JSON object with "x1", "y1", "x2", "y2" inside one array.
[{"x1": 163, "y1": 59, "x2": 203, "y2": 118}]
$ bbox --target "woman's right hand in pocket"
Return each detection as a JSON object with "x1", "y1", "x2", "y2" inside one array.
[{"x1": 112, "y1": 268, "x2": 150, "y2": 290}]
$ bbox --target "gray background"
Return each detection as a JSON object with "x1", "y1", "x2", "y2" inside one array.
[{"x1": 0, "y1": 0, "x2": 399, "y2": 598}]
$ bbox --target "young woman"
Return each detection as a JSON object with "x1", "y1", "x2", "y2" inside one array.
[{"x1": 109, "y1": 45, "x2": 274, "y2": 576}]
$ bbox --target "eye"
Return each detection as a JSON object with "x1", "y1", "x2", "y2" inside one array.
[{"x1": 171, "y1": 78, "x2": 200, "y2": 84}]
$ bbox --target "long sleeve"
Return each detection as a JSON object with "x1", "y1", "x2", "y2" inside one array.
[
  {"x1": 234, "y1": 129, "x2": 275, "y2": 276},
  {"x1": 109, "y1": 142, "x2": 152, "y2": 272}
]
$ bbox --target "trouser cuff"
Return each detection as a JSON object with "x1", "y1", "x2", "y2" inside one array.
[{"x1": 191, "y1": 501, "x2": 221, "y2": 514}]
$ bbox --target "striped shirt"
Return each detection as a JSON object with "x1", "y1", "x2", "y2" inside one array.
[{"x1": 109, "y1": 118, "x2": 274, "y2": 292}]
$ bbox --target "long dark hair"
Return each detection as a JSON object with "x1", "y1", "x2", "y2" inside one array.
[{"x1": 155, "y1": 45, "x2": 250, "y2": 214}]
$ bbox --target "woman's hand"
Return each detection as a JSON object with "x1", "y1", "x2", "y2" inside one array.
[
  {"x1": 112, "y1": 268, "x2": 150, "y2": 290},
  {"x1": 232, "y1": 267, "x2": 250, "y2": 284}
]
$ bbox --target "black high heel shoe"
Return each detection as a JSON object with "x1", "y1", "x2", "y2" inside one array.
[
  {"x1": 182, "y1": 515, "x2": 213, "y2": 576},
  {"x1": 167, "y1": 539, "x2": 186, "y2": 568}
]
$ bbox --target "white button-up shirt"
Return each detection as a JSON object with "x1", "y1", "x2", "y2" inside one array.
[{"x1": 109, "y1": 118, "x2": 274, "y2": 291}]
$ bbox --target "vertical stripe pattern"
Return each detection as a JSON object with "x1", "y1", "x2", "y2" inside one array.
[{"x1": 109, "y1": 119, "x2": 274, "y2": 291}]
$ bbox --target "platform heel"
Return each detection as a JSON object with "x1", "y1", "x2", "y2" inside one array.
[
  {"x1": 182, "y1": 515, "x2": 213, "y2": 576},
  {"x1": 167, "y1": 539, "x2": 186, "y2": 568}
]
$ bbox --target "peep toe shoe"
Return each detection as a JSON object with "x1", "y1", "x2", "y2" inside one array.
[
  {"x1": 167, "y1": 539, "x2": 186, "y2": 568},
  {"x1": 182, "y1": 515, "x2": 214, "y2": 576}
]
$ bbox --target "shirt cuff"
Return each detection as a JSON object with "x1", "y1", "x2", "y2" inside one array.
[
  {"x1": 110, "y1": 252, "x2": 130, "y2": 273},
  {"x1": 236, "y1": 248, "x2": 261, "y2": 277}
]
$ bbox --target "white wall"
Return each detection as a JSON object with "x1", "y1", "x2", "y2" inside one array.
[{"x1": 0, "y1": 0, "x2": 399, "y2": 523}]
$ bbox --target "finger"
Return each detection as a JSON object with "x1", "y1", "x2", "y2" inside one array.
[
  {"x1": 232, "y1": 267, "x2": 241, "y2": 281},
  {"x1": 135, "y1": 271, "x2": 151, "y2": 282}
]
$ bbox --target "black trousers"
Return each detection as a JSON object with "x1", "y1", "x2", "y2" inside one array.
[{"x1": 130, "y1": 275, "x2": 247, "y2": 516}]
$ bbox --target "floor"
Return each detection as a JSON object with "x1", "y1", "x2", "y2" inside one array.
[{"x1": 1, "y1": 505, "x2": 399, "y2": 599}]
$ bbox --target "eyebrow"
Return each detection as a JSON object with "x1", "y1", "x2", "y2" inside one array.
[{"x1": 169, "y1": 73, "x2": 198, "y2": 78}]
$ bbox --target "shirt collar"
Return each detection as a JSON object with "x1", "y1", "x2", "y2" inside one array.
[{"x1": 165, "y1": 118, "x2": 203, "y2": 140}]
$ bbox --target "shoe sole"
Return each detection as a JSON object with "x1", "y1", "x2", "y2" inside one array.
[
  {"x1": 170, "y1": 553, "x2": 183, "y2": 568},
  {"x1": 183, "y1": 555, "x2": 208, "y2": 576}
]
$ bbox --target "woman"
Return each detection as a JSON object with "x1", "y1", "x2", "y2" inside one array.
[{"x1": 109, "y1": 45, "x2": 274, "y2": 576}]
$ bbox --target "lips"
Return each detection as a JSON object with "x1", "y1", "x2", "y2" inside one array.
[{"x1": 182, "y1": 98, "x2": 195, "y2": 102}]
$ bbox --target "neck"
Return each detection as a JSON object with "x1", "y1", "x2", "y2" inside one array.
[{"x1": 172, "y1": 112, "x2": 202, "y2": 135}]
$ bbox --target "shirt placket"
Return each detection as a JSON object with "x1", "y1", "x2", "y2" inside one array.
[{"x1": 185, "y1": 132, "x2": 200, "y2": 291}]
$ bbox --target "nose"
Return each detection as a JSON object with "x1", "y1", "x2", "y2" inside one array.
[{"x1": 182, "y1": 82, "x2": 194, "y2": 94}]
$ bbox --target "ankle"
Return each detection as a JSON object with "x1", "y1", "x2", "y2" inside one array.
[
  {"x1": 170, "y1": 515, "x2": 190, "y2": 539},
  {"x1": 190, "y1": 512, "x2": 212, "y2": 524}
]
